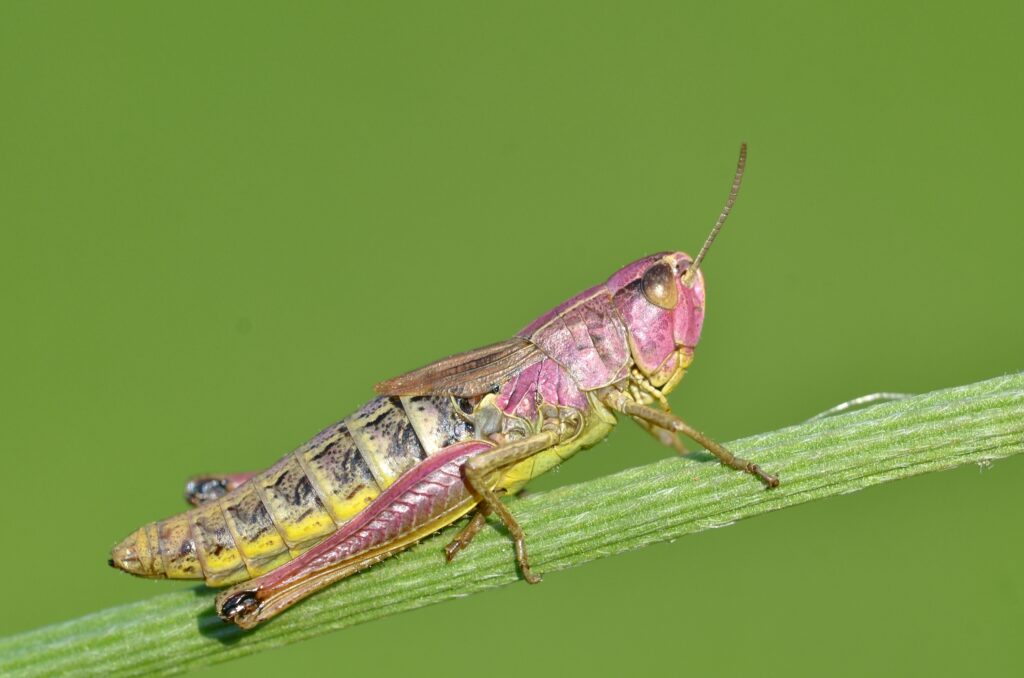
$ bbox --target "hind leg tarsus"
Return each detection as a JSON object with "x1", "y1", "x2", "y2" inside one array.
[{"x1": 184, "y1": 472, "x2": 256, "y2": 506}]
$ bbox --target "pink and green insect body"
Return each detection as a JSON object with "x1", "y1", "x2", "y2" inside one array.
[
  {"x1": 498, "y1": 252, "x2": 704, "y2": 418},
  {"x1": 110, "y1": 144, "x2": 775, "y2": 629}
]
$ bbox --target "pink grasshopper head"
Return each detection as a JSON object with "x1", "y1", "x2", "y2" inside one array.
[
  {"x1": 606, "y1": 143, "x2": 746, "y2": 394},
  {"x1": 605, "y1": 251, "x2": 706, "y2": 391}
]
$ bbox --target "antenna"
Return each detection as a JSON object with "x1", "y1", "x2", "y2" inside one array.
[{"x1": 681, "y1": 143, "x2": 747, "y2": 287}]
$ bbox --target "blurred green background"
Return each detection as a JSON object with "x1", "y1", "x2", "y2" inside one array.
[{"x1": 1, "y1": 2, "x2": 1021, "y2": 676}]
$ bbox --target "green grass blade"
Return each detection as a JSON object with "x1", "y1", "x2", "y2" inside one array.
[{"x1": 1, "y1": 373, "x2": 1022, "y2": 677}]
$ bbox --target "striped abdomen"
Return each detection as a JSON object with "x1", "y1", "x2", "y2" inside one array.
[{"x1": 111, "y1": 395, "x2": 475, "y2": 586}]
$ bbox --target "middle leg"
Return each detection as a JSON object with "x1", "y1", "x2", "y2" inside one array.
[{"x1": 461, "y1": 430, "x2": 559, "y2": 584}]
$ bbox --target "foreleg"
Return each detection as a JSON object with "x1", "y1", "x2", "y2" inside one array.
[
  {"x1": 604, "y1": 392, "x2": 779, "y2": 489},
  {"x1": 631, "y1": 416, "x2": 689, "y2": 456}
]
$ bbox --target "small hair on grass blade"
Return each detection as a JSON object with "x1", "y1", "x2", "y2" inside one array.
[{"x1": 806, "y1": 392, "x2": 916, "y2": 421}]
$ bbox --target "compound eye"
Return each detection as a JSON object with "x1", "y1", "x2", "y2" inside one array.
[{"x1": 641, "y1": 262, "x2": 678, "y2": 310}]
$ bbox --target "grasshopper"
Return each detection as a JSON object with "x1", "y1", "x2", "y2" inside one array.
[{"x1": 110, "y1": 144, "x2": 777, "y2": 628}]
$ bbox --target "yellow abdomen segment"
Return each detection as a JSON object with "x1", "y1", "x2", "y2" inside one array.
[{"x1": 111, "y1": 395, "x2": 478, "y2": 586}]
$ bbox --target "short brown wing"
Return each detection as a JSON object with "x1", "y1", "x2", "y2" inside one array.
[{"x1": 374, "y1": 337, "x2": 544, "y2": 397}]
